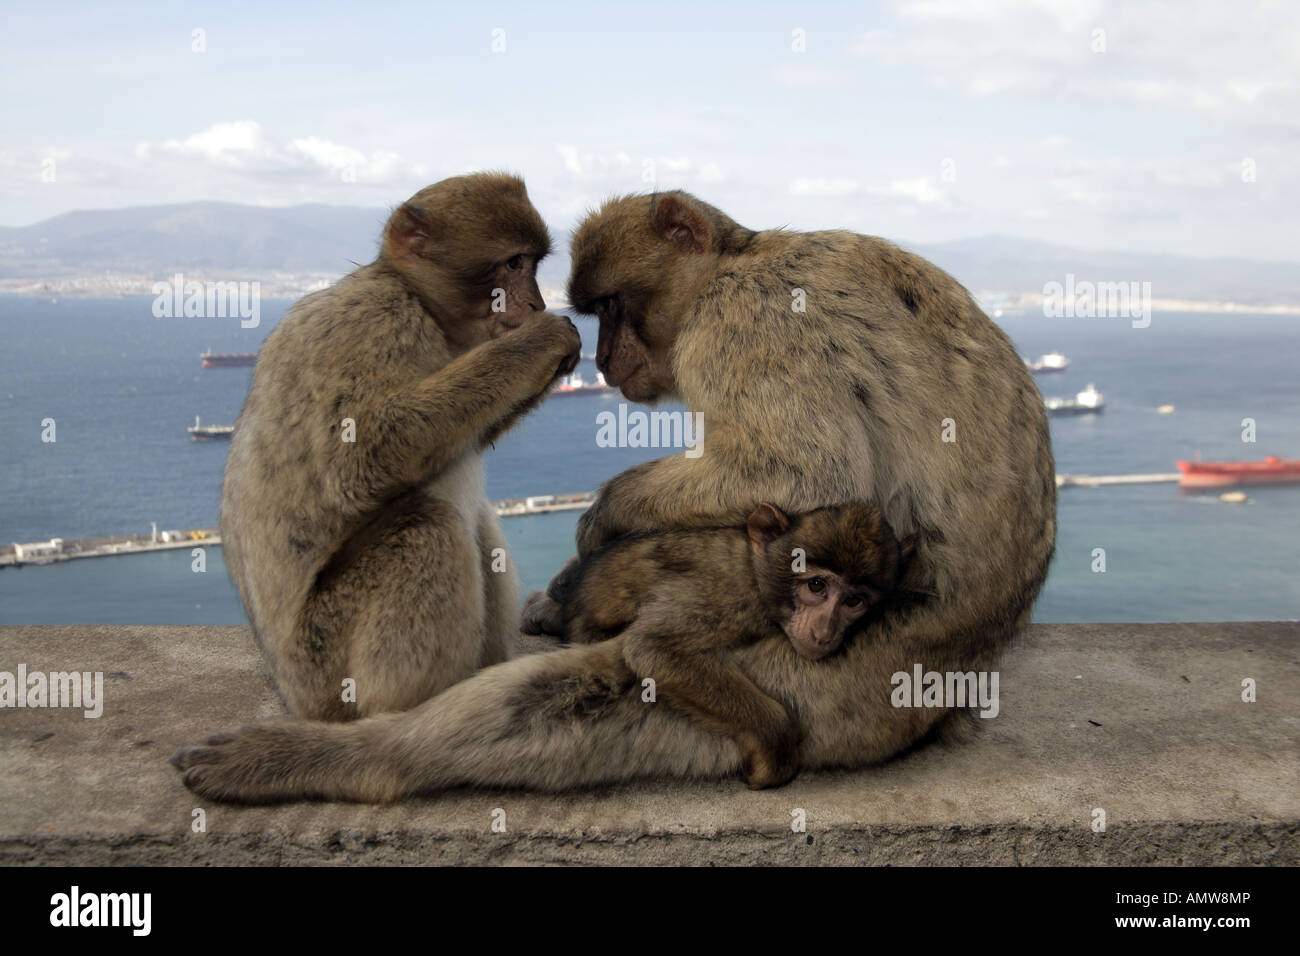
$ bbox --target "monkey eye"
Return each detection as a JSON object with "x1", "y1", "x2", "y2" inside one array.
[
  {"x1": 844, "y1": 594, "x2": 862, "y2": 607},
  {"x1": 807, "y1": 577, "x2": 826, "y2": 594},
  {"x1": 506, "y1": 254, "x2": 524, "y2": 271}
]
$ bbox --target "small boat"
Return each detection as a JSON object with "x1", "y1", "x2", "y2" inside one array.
[
  {"x1": 1177, "y1": 455, "x2": 1300, "y2": 488},
  {"x1": 551, "y1": 371, "x2": 616, "y2": 397},
  {"x1": 1025, "y1": 352, "x2": 1070, "y2": 373},
  {"x1": 1046, "y1": 383, "x2": 1105, "y2": 416},
  {"x1": 188, "y1": 415, "x2": 235, "y2": 441},
  {"x1": 201, "y1": 348, "x2": 257, "y2": 368}
]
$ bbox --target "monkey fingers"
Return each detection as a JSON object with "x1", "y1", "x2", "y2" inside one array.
[{"x1": 520, "y1": 589, "x2": 566, "y2": 637}]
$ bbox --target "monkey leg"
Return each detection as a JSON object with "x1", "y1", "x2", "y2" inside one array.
[
  {"x1": 299, "y1": 499, "x2": 487, "y2": 720},
  {"x1": 172, "y1": 638, "x2": 743, "y2": 803},
  {"x1": 619, "y1": 599, "x2": 802, "y2": 790}
]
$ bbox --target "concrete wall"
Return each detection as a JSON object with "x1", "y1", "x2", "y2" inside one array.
[{"x1": 0, "y1": 622, "x2": 1295, "y2": 865}]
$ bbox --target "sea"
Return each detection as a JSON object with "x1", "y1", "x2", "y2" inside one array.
[{"x1": 1, "y1": 295, "x2": 1297, "y2": 625}]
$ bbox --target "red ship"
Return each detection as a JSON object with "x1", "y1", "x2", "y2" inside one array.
[
  {"x1": 201, "y1": 348, "x2": 257, "y2": 368},
  {"x1": 1176, "y1": 455, "x2": 1300, "y2": 488}
]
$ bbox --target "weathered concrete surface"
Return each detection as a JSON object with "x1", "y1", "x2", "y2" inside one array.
[{"x1": 0, "y1": 622, "x2": 1295, "y2": 865}]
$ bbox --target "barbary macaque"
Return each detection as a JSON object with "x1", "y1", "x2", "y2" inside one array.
[
  {"x1": 218, "y1": 173, "x2": 580, "y2": 720},
  {"x1": 563, "y1": 502, "x2": 913, "y2": 787},
  {"x1": 173, "y1": 189, "x2": 1054, "y2": 803}
]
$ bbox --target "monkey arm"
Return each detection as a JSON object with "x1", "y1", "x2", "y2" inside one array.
[
  {"x1": 575, "y1": 428, "x2": 801, "y2": 555},
  {"x1": 347, "y1": 317, "x2": 578, "y2": 501}
]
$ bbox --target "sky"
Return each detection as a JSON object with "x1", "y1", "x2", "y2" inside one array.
[{"x1": 1, "y1": 0, "x2": 1297, "y2": 262}]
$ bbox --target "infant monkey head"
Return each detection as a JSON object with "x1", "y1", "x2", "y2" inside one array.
[{"x1": 747, "y1": 503, "x2": 915, "y2": 661}]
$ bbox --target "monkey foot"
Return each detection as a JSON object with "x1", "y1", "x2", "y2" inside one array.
[
  {"x1": 741, "y1": 750, "x2": 800, "y2": 790},
  {"x1": 170, "y1": 719, "x2": 357, "y2": 804}
]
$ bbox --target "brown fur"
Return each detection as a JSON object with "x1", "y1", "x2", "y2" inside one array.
[
  {"x1": 561, "y1": 502, "x2": 909, "y2": 788},
  {"x1": 173, "y1": 189, "x2": 1054, "y2": 802},
  {"x1": 217, "y1": 173, "x2": 579, "y2": 721}
]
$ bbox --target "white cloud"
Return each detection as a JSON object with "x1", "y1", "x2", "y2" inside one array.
[
  {"x1": 134, "y1": 121, "x2": 416, "y2": 185},
  {"x1": 889, "y1": 177, "x2": 943, "y2": 204},
  {"x1": 770, "y1": 63, "x2": 850, "y2": 90},
  {"x1": 553, "y1": 144, "x2": 725, "y2": 191},
  {"x1": 789, "y1": 176, "x2": 861, "y2": 197},
  {"x1": 848, "y1": 0, "x2": 1300, "y2": 128}
]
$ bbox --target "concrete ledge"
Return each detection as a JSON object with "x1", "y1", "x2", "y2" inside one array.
[{"x1": 1, "y1": 622, "x2": 1296, "y2": 865}]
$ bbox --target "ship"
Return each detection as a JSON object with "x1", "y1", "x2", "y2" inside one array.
[
  {"x1": 201, "y1": 348, "x2": 257, "y2": 368},
  {"x1": 1024, "y1": 351, "x2": 1070, "y2": 373},
  {"x1": 1176, "y1": 455, "x2": 1300, "y2": 488},
  {"x1": 1045, "y1": 383, "x2": 1105, "y2": 416},
  {"x1": 551, "y1": 370, "x2": 616, "y2": 397},
  {"x1": 188, "y1": 415, "x2": 235, "y2": 441}
]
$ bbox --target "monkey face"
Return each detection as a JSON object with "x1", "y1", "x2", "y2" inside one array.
[
  {"x1": 383, "y1": 173, "x2": 551, "y2": 355},
  {"x1": 483, "y1": 252, "x2": 547, "y2": 338},
  {"x1": 568, "y1": 194, "x2": 728, "y2": 404},
  {"x1": 783, "y1": 568, "x2": 874, "y2": 660},
  {"x1": 589, "y1": 293, "x2": 675, "y2": 403}
]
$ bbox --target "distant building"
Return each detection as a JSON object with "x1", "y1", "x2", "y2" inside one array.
[{"x1": 13, "y1": 538, "x2": 63, "y2": 561}]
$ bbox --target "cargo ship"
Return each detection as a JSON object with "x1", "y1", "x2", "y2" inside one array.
[
  {"x1": 1045, "y1": 383, "x2": 1105, "y2": 416},
  {"x1": 201, "y1": 348, "x2": 257, "y2": 368},
  {"x1": 1176, "y1": 455, "x2": 1300, "y2": 488},
  {"x1": 1024, "y1": 351, "x2": 1070, "y2": 373},
  {"x1": 551, "y1": 371, "x2": 616, "y2": 397},
  {"x1": 188, "y1": 416, "x2": 234, "y2": 441}
]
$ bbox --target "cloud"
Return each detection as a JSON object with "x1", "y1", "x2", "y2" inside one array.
[
  {"x1": 888, "y1": 177, "x2": 943, "y2": 204},
  {"x1": 789, "y1": 176, "x2": 861, "y2": 197},
  {"x1": 848, "y1": 0, "x2": 1300, "y2": 129},
  {"x1": 770, "y1": 63, "x2": 850, "y2": 90},
  {"x1": 134, "y1": 121, "x2": 418, "y2": 185},
  {"x1": 554, "y1": 144, "x2": 726, "y2": 190}
]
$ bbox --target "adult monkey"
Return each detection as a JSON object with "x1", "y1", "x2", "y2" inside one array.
[
  {"x1": 219, "y1": 172, "x2": 580, "y2": 721},
  {"x1": 173, "y1": 191, "x2": 1056, "y2": 801}
]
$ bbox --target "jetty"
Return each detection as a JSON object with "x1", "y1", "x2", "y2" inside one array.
[
  {"x1": 1056, "y1": 473, "x2": 1182, "y2": 488},
  {"x1": 1, "y1": 493, "x2": 599, "y2": 568}
]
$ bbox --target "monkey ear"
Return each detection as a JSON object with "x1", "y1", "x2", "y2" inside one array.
[
  {"x1": 651, "y1": 194, "x2": 711, "y2": 254},
  {"x1": 746, "y1": 504, "x2": 791, "y2": 556},
  {"x1": 898, "y1": 535, "x2": 918, "y2": 566},
  {"x1": 388, "y1": 203, "x2": 436, "y2": 257}
]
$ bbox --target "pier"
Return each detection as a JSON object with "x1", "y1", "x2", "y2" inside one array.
[
  {"x1": 1, "y1": 493, "x2": 599, "y2": 568},
  {"x1": 1056, "y1": 472, "x2": 1182, "y2": 488},
  {"x1": 5, "y1": 477, "x2": 1245, "y2": 568}
]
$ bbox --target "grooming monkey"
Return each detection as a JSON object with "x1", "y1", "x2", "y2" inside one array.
[
  {"x1": 174, "y1": 190, "x2": 1055, "y2": 802},
  {"x1": 565, "y1": 502, "x2": 914, "y2": 788},
  {"x1": 218, "y1": 173, "x2": 580, "y2": 720}
]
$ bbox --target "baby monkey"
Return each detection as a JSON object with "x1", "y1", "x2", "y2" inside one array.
[{"x1": 561, "y1": 501, "x2": 914, "y2": 788}]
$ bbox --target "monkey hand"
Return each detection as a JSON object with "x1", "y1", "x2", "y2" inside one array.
[
  {"x1": 511, "y1": 312, "x2": 581, "y2": 389},
  {"x1": 545, "y1": 314, "x2": 582, "y2": 379},
  {"x1": 521, "y1": 589, "x2": 566, "y2": 637},
  {"x1": 544, "y1": 555, "x2": 583, "y2": 603}
]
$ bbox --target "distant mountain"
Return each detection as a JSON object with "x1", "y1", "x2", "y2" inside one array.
[
  {"x1": 1, "y1": 203, "x2": 1295, "y2": 306},
  {"x1": 0, "y1": 202, "x2": 387, "y2": 278},
  {"x1": 906, "y1": 236, "x2": 1298, "y2": 307}
]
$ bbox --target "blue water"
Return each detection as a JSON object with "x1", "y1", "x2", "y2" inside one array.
[{"x1": 1, "y1": 296, "x2": 1298, "y2": 624}]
